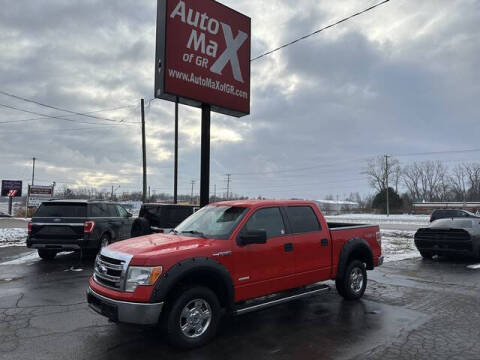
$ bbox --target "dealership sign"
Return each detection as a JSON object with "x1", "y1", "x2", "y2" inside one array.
[
  {"x1": 1, "y1": 180, "x2": 22, "y2": 197},
  {"x1": 155, "y1": 0, "x2": 251, "y2": 117},
  {"x1": 28, "y1": 185, "x2": 54, "y2": 207}
]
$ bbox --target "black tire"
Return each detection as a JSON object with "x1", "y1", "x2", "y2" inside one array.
[
  {"x1": 38, "y1": 249, "x2": 57, "y2": 260},
  {"x1": 336, "y1": 260, "x2": 367, "y2": 301},
  {"x1": 164, "y1": 286, "x2": 221, "y2": 349},
  {"x1": 419, "y1": 250, "x2": 432, "y2": 259},
  {"x1": 131, "y1": 218, "x2": 151, "y2": 238}
]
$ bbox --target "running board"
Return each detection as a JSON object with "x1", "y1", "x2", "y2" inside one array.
[{"x1": 234, "y1": 284, "x2": 330, "y2": 316}]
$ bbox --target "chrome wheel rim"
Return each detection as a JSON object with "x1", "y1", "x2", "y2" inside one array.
[
  {"x1": 179, "y1": 299, "x2": 212, "y2": 338},
  {"x1": 350, "y1": 267, "x2": 364, "y2": 294}
]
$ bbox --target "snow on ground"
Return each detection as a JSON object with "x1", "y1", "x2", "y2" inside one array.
[
  {"x1": 381, "y1": 230, "x2": 419, "y2": 262},
  {"x1": 1, "y1": 251, "x2": 39, "y2": 265},
  {"x1": 0, "y1": 228, "x2": 28, "y2": 247},
  {"x1": 325, "y1": 213, "x2": 429, "y2": 226}
]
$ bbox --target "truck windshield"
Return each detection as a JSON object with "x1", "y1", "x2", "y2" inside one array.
[{"x1": 175, "y1": 206, "x2": 247, "y2": 240}]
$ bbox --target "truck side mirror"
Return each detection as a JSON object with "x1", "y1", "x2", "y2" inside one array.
[
  {"x1": 127, "y1": 212, "x2": 133, "y2": 218},
  {"x1": 238, "y1": 230, "x2": 267, "y2": 246}
]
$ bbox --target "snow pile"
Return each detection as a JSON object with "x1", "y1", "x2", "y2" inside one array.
[
  {"x1": 0, "y1": 228, "x2": 28, "y2": 247},
  {"x1": 1, "y1": 251, "x2": 39, "y2": 265},
  {"x1": 325, "y1": 214, "x2": 429, "y2": 226},
  {"x1": 381, "y1": 230, "x2": 419, "y2": 262}
]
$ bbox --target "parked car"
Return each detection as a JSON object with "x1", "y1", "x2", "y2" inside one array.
[
  {"x1": 87, "y1": 200, "x2": 382, "y2": 348},
  {"x1": 429, "y1": 209, "x2": 478, "y2": 222},
  {"x1": 415, "y1": 217, "x2": 480, "y2": 259},
  {"x1": 27, "y1": 200, "x2": 134, "y2": 260},
  {"x1": 131, "y1": 203, "x2": 197, "y2": 237}
]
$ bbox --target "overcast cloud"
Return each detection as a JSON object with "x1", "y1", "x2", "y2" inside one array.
[{"x1": 1, "y1": 0, "x2": 479, "y2": 200}]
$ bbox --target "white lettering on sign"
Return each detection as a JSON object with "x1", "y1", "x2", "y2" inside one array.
[
  {"x1": 170, "y1": 0, "x2": 247, "y2": 83},
  {"x1": 209, "y1": 23, "x2": 248, "y2": 83}
]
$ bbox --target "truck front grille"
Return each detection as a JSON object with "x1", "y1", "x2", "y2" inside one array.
[
  {"x1": 415, "y1": 228, "x2": 473, "y2": 252},
  {"x1": 94, "y1": 254, "x2": 126, "y2": 290}
]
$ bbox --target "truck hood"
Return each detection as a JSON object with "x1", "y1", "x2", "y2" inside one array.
[
  {"x1": 430, "y1": 218, "x2": 475, "y2": 230},
  {"x1": 106, "y1": 233, "x2": 223, "y2": 264}
]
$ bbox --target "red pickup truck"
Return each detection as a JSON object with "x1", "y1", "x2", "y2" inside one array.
[{"x1": 87, "y1": 200, "x2": 382, "y2": 348}]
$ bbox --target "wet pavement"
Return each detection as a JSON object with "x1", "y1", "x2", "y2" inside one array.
[{"x1": 0, "y1": 250, "x2": 480, "y2": 359}]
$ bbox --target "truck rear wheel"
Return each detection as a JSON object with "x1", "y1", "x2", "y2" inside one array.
[
  {"x1": 38, "y1": 249, "x2": 57, "y2": 261},
  {"x1": 164, "y1": 286, "x2": 221, "y2": 349},
  {"x1": 336, "y1": 260, "x2": 367, "y2": 300}
]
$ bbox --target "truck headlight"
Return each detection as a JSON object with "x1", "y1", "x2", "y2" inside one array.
[{"x1": 125, "y1": 266, "x2": 163, "y2": 292}]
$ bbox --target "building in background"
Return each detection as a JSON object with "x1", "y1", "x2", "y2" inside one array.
[{"x1": 413, "y1": 202, "x2": 480, "y2": 215}]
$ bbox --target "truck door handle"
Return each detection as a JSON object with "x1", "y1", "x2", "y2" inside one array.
[
  {"x1": 321, "y1": 239, "x2": 329, "y2": 247},
  {"x1": 284, "y1": 243, "x2": 294, "y2": 252}
]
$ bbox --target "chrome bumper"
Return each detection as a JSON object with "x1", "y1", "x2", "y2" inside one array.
[{"x1": 87, "y1": 287, "x2": 163, "y2": 325}]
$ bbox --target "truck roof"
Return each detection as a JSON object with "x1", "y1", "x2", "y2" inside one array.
[{"x1": 212, "y1": 199, "x2": 318, "y2": 208}]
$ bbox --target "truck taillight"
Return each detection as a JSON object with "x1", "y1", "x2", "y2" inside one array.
[
  {"x1": 28, "y1": 221, "x2": 32, "y2": 234},
  {"x1": 376, "y1": 231, "x2": 382, "y2": 246},
  {"x1": 84, "y1": 221, "x2": 95, "y2": 234}
]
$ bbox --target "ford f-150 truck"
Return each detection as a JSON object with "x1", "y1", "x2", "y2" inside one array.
[{"x1": 87, "y1": 200, "x2": 382, "y2": 348}]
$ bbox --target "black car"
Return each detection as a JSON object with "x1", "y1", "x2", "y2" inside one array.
[
  {"x1": 415, "y1": 218, "x2": 480, "y2": 259},
  {"x1": 429, "y1": 209, "x2": 479, "y2": 222},
  {"x1": 131, "y1": 203, "x2": 197, "y2": 237},
  {"x1": 27, "y1": 200, "x2": 134, "y2": 260}
]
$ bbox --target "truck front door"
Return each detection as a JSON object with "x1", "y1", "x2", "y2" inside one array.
[{"x1": 233, "y1": 207, "x2": 296, "y2": 301}]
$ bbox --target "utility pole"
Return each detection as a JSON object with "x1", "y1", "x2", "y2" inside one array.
[
  {"x1": 385, "y1": 155, "x2": 390, "y2": 217},
  {"x1": 174, "y1": 97, "x2": 179, "y2": 204},
  {"x1": 226, "y1": 174, "x2": 231, "y2": 200},
  {"x1": 111, "y1": 185, "x2": 114, "y2": 200},
  {"x1": 31, "y1": 157, "x2": 36, "y2": 186},
  {"x1": 141, "y1": 99, "x2": 147, "y2": 203},
  {"x1": 190, "y1": 180, "x2": 195, "y2": 205}
]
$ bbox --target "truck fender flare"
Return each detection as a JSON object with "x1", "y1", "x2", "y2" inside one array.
[
  {"x1": 336, "y1": 237, "x2": 374, "y2": 279},
  {"x1": 150, "y1": 257, "x2": 234, "y2": 308}
]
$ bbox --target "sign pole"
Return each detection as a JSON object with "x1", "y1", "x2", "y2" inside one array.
[
  {"x1": 141, "y1": 99, "x2": 147, "y2": 203},
  {"x1": 200, "y1": 104, "x2": 211, "y2": 208},
  {"x1": 174, "y1": 97, "x2": 179, "y2": 204},
  {"x1": 8, "y1": 196, "x2": 13, "y2": 216}
]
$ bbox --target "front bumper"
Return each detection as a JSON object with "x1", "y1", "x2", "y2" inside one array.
[{"x1": 86, "y1": 287, "x2": 164, "y2": 325}]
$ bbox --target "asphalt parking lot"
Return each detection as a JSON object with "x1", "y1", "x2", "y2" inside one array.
[{"x1": 1, "y1": 248, "x2": 479, "y2": 360}]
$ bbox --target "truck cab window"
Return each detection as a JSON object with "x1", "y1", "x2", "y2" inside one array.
[
  {"x1": 243, "y1": 207, "x2": 285, "y2": 239},
  {"x1": 286, "y1": 206, "x2": 321, "y2": 233}
]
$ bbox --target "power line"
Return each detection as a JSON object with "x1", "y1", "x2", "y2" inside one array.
[
  {"x1": 251, "y1": 0, "x2": 391, "y2": 62},
  {"x1": 0, "y1": 102, "x2": 137, "y2": 126},
  {"x1": 0, "y1": 90, "x2": 132, "y2": 123},
  {"x1": 392, "y1": 148, "x2": 480, "y2": 157}
]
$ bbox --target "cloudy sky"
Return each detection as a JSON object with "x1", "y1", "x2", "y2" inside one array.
[{"x1": 1, "y1": 0, "x2": 479, "y2": 200}]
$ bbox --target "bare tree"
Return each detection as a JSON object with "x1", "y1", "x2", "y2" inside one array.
[
  {"x1": 464, "y1": 163, "x2": 480, "y2": 201},
  {"x1": 363, "y1": 156, "x2": 401, "y2": 193},
  {"x1": 402, "y1": 161, "x2": 449, "y2": 201},
  {"x1": 449, "y1": 164, "x2": 468, "y2": 202}
]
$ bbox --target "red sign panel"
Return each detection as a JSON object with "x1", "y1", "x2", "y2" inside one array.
[{"x1": 155, "y1": 0, "x2": 251, "y2": 117}]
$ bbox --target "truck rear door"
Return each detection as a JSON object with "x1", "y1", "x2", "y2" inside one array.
[{"x1": 284, "y1": 205, "x2": 332, "y2": 282}]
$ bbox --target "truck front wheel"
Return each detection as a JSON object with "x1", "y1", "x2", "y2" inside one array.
[
  {"x1": 164, "y1": 286, "x2": 221, "y2": 349},
  {"x1": 336, "y1": 260, "x2": 367, "y2": 300}
]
